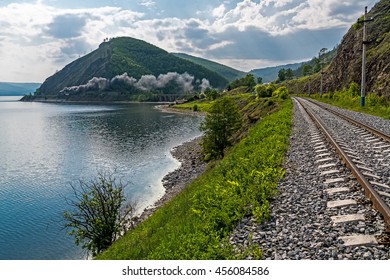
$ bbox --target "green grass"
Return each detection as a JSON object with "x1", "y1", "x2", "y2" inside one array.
[
  {"x1": 173, "y1": 99, "x2": 214, "y2": 112},
  {"x1": 306, "y1": 92, "x2": 390, "y2": 119},
  {"x1": 96, "y1": 97, "x2": 293, "y2": 260}
]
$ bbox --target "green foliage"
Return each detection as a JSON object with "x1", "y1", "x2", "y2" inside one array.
[
  {"x1": 63, "y1": 173, "x2": 135, "y2": 257},
  {"x1": 193, "y1": 104, "x2": 199, "y2": 111},
  {"x1": 277, "y1": 68, "x2": 294, "y2": 82},
  {"x1": 255, "y1": 83, "x2": 276, "y2": 98},
  {"x1": 347, "y1": 81, "x2": 360, "y2": 97},
  {"x1": 173, "y1": 99, "x2": 213, "y2": 112},
  {"x1": 204, "y1": 88, "x2": 219, "y2": 100},
  {"x1": 200, "y1": 97, "x2": 242, "y2": 159},
  {"x1": 307, "y1": 86, "x2": 390, "y2": 120},
  {"x1": 272, "y1": 86, "x2": 289, "y2": 99},
  {"x1": 301, "y1": 64, "x2": 313, "y2": 76},
  {"x1": 97, "y1": 98, "x2": 292, "y2": 260},
  {"x1": 228, "y1": 74, "x2": 257, "y2": 91}
]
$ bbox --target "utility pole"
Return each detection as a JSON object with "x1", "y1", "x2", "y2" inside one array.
[
  {"x1": 359, "y1": 6, "x2": 374, "y2": 107},
  {"x1": 319, "y1": 48, "x2": 327, "y2": 98}
]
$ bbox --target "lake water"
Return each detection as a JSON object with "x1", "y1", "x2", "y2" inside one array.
[{"x1": 0, "y1": 96, "x2": 202, "y2": 259}]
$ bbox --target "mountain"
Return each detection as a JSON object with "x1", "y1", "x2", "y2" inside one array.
[
  {"x1": 287, "y1": 0, "x2": 390, "y2": 98},
  {"x1": 0, "y1": 82, "x2": 41, "y2": 96},
  {"x1": 249, "y1": 62, "x2": 303, "y2": 83},
  {"x1": 172, "y1": 53, "x2": 247, "y2": 82},
  {"x1": 35, "y1": 37, "x2": 228, "y2": 99}
]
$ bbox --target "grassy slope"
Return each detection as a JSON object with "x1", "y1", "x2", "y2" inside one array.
[
  {"x1": 97, "y1": 96, "x2": 292, "y2": 259},
  {"x1": 305, "y1": 93, "x2": 390, "y2": 119}
]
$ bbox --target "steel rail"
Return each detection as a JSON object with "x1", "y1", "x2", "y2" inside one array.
[
  {"x1": 294, "y1": 97, "x2": 390, "y2": 232},
  {"x1": 303, "y1": 98, "x2": 390, "y2": 143}
]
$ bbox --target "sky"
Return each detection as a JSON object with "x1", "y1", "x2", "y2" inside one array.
[{"x1": 0, "y1": 0, "x2": 378, "y2": 82}]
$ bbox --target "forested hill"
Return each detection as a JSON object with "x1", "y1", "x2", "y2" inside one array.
[
  {"x1": 172, "y1": 53, "x2": 247, "y2": 82},
  {"x1": 36, "y1": 37, "x2": 228, "y2": 97}
]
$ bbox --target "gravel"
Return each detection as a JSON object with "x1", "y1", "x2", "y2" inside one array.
[{"x1": 229, "y1": 98, "x2": 390, "y2": 260}]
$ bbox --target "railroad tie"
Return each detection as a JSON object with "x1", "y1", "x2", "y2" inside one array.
[
  {"x1": 331, "y1": 214, "x2": 365, "y2": 225},
  {"x1": 324, "y1": 178, "x2": 345, "y2": 185},
  {"x1": 325, "y1": 187, "x2": 350, "y2": 195},
  {"x1": 327, "y1": 199, "x2": 357, "y2": 208},
  {"x1": 339, "y1": 235, "x2": 378, "y2": 247}
]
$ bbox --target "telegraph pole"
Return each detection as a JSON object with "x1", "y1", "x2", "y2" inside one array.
[
  {"x1": 360, "y1": 6, "x2": 373, "y2": 107},
  {"x1": 319, "y1": 48, "x2": 327, "y2": 98}
]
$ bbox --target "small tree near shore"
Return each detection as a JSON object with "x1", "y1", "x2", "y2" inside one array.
[
  {"x1": 200, "y1": 96, "x2": 241, "y2": 159},
  {"x1": 64, "y1": 173, "x2": 136, "y2": 257}
]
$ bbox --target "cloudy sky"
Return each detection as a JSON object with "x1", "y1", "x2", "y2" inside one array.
[{"x1": 0, "y1": 0, "x2": 377, "y2": 82}]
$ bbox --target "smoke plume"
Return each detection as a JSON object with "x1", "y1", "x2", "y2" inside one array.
[{"x1": 60, "y1": 72, "x2": 210, "y2": 94}]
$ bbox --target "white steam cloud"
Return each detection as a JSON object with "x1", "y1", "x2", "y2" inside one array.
[{"x1": 60, "y1": 72, "x2": 210, "y2": 94}]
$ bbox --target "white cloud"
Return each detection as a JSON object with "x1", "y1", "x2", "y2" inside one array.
[
  {"x1": 212, "y1": 4, "x2": 226, "y2": 18},
  {"x1": 138, "y1": 0, "x2": 156, "y2": 8},
  {"x1": 0, "y1": 0, "x2": 371, "y2": 82}
]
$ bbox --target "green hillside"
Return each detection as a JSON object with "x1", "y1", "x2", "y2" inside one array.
[
  {"x1": 249, "y1": 62, "x2": 302, "y2": 83},
  {"x1": 172, "y1": 53, "x2": 247, "y2": 82},
  {"x1": 36, "y1": 37, "x2": 228, "y2": 98}
]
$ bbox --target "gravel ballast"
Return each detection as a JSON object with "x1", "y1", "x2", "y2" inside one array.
[{"x1": 229, "y1": 98, "x2": 390, "y2": 260}]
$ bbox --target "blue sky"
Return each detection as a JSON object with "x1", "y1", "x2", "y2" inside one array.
[{"x1": 0, "y1": 0, "x2": 378, "y2": 82}]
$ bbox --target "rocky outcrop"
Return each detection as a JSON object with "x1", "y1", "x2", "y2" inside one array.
[
  {"x1": 324, "y1": 0, "x2": 390, "y2": 98},
  {"x1": 287, "y1": 0, "x2": 390, "y2": 100}
]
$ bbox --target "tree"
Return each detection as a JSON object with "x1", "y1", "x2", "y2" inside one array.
[
  {"x1": 228, "y1": 74, "x2": 256, "y2": 90},
  {"x1": 63, "y1": 173, "x2": 135, "y2": 257},
  {"x1": 302, "y1": 64, "x2": 313, "y2": 76},
  {"x1": 257, "y1": 77, "x2": 263, "y2": 84},
  {"x1": 285, "y1": 68, "x2": 294, "y2": 80},
  {"x1": 255, "y1": 83, "x2": 276, "y2": 98},
  {"x1": 204, "y1": 87, "x2": 219, "y2": 100},
  {"x1": 277, "y1": 68, "x2": 286, "y2": 82},
  {"x1": 200, "y1": 97, "x2": 241, "y2": 159}
]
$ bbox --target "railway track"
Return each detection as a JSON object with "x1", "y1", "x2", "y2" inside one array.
[{"x1": 294, "y1": 97, "x2": 390, "y2": 246}]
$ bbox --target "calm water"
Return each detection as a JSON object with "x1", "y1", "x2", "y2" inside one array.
[{"x1": 0, "y1": 96, "x2": 202, "y2": 259}]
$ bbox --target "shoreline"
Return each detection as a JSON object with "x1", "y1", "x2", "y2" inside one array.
[
  {"x1": 154, "y1": 104, "x2": 206, "y2": 116},
  {"x1": 131, "y1": 104, "x2": 206, "y2": 227},
  {"x1": 135, "y1": 136, "x2": 207, "y2": 224}
]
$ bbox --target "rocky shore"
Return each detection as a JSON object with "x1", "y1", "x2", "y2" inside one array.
[{"x1": 136, "y1": 137, "x2": 207, "y2": 224}]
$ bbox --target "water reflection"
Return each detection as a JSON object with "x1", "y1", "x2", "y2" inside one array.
[{"x1": 0, "y1": 98, "x2": 202, "y2": 259}]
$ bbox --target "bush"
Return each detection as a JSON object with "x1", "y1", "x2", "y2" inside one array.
[
  {"x1": 255, "y1": 84, "x2": 276, "y2": 98},
  {"x1": 347, "y1": 81, "x2": 360, "y2": 97},
  {"x1": 64, "y1": 173, "x2": 135, "y2": 257},
  {"x1": 272, "y1": 86, "x2": 289, "y2": 99}
]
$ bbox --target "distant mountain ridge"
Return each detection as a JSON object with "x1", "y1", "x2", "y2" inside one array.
[
  {"x1": 249, "y1": 63, "x2": 303, "y2": 83},
  {"x1": 36, "y1": 37, "x2": 228, "y2": 99},
  {"x1": 0, "y1": 82, "x2": 41, "y2": 96},
  {"x1": 172, "y1": 53, "x2": 247, "y2": 82}
]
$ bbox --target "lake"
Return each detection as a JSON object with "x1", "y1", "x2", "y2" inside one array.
[{"x1": 0, "y1": 96, "x2": 202, "y2": 259}]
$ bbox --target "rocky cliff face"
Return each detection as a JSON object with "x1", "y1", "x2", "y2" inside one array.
[
  {"x1": 288, "y1": 0, "x2": 389, "y2": 99},
  {"x1": 325, "y1": 0, "x2": 390, "y2": 98}
]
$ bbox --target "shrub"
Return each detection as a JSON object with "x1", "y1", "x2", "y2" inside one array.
[
  {"x1": 272, "y1": 86, "x2": 289, "y2": 99},
  {"x1": 64, "y1": 173, "x2": 135, "y2": 257}
]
